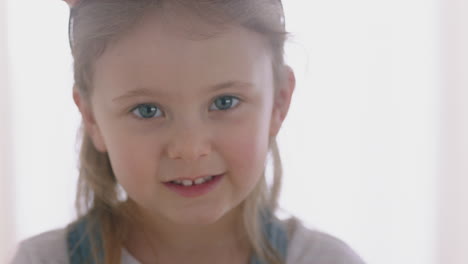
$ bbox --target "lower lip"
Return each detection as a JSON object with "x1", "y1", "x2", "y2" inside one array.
[{"x1": 163, "y1": 174, "x2": 224, "y2": 198}]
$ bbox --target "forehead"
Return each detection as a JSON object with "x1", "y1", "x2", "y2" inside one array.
[{"x1": 93, "y1": 12, "x2": 273, "y2": 97}]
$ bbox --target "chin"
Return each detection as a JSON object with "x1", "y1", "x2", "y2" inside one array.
[{"x1": 168, "y1": 206, "x2": 229, "y2": 226}]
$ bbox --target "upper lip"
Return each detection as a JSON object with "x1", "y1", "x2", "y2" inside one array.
[{"x1": 165, "y1": 173, "x2": 224, "y2": 182}]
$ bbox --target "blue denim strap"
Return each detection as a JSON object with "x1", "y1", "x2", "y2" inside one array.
[
  {"x1": 67, "y1": 217, "x2": 103, "y2": 264},
  {"x1": 249, "y1": 214, "x2": 289, "y2": 264}
]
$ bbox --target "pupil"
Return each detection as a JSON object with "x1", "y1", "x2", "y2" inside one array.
[
  {"x1": 216, "y1": 97, "x2": 232, "y2": 110},
  {"x1": 140, "y1": 105, "x2": 156, "y2": 118}
]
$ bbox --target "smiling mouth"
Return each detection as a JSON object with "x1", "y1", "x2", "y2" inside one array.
[
  {"x1": 168, "y1": 175, "x2": 218, "y2": 186},
  {"x1": 163, "y1": 174, "x2": 225, "y2": 198}
]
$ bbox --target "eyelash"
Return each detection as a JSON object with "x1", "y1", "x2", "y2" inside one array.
[{"x1": 129, "y1": 95, "x2": 242, "y2": 120}]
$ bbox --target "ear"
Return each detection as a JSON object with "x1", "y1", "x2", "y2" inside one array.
[
  {"x1": 269, "y1": 66, "x2": 296, "y2": 138},
  {"x1": 73, "y1": 87, "x2": 108, "y2": 152},
  {"x1": 63, "y1": 0, "x2": 79, "y2": 8}
]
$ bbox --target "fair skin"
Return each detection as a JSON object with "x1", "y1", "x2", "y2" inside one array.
[
  {"x1": 73, "y1": 10, "x2": 295, "y2": 264},
  {"x1": 63, "y1": 0, "x2": 78, "y2": 7}
]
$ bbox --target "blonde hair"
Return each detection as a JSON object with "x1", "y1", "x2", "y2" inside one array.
[{"x1": 69, "y1": 1, "x2": 289, "y2": 263}]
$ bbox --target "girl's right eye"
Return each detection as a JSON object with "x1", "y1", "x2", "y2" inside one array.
[{"x1": 131, "y1": 104, "x2": 163, "y2": 119}]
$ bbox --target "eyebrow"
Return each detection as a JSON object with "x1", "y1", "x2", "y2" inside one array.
[{"x1": 112, "y1": 81, "x2": 254, "y2": 102}]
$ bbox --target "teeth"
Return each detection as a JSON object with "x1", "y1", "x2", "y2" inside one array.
[
  {"x1": 171, "y1": 175, "x2": 216, "y2": 186},
  {"x1": 194, "y1": 178, "x2": 206, "y2": 185},
  {"x1": 182, "y1": 180, "x2": 193, "y2": 186}
]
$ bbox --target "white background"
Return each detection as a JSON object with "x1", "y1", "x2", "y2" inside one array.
[{"x1": 1, "y1": 0, "x2": 467, "y2": 264}]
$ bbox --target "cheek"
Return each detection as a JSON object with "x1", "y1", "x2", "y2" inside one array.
[
  {"x1": 103, "y1": 129, "x2": 160, "y2": 199},
  {"x1": 218, "y1": 112, "x2": 271, "y2": 186},
  {"x1": 109, "y1": 143, "x2": 147, "y2": 190}
]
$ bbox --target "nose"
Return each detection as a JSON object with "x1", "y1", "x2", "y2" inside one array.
[{"x1": 166, "y1": 120, "x2": 212, "y2": 161}]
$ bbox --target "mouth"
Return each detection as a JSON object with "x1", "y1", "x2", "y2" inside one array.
[
  {"x1": 163, "y1": 174, "x2": 224, "y2": 198},
  {"x1": 166, "y1": 174, "x2": 220, "y2": 186}
]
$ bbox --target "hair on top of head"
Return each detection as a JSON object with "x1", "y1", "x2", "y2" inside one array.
[
  {"x1": 69, "y1": 1, "x2": 289, "y2": 264},
  {"x1": 67, "y1": 0, "x2": 286, "y2": 57}
]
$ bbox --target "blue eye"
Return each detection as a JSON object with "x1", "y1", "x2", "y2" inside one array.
[
  {"x1": 131, "y1": 104, "x2": 163, "y2": 119},
  {"x1": 210, "y1": 96, "x2": 240, "y2": 111}
]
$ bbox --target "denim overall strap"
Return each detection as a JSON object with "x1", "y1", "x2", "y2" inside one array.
[
  {"x1": 249, "y1": 213, "x2": 289, "y2": 264},
  {"x1": 67, "y1": 216, "x2": 103, "y2": 264}
]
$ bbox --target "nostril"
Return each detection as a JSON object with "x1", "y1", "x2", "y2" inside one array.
[{"x1": 167, "y1": 143, "x2": 211, "y2": 161}]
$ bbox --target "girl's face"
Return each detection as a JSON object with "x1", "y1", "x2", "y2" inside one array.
[{"x1": 76, "y1": 14, "x2": 293, "y2": 225}]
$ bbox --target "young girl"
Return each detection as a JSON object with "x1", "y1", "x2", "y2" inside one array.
[{"x1": 12, "y1": 0, "x2": 365, "y2": 263}]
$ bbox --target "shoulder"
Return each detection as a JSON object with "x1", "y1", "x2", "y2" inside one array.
[
  {"x1": 10, "y1": 228, "x2": 69, "y2": 264},
  {"x1": 283, "y1": 217, "x2": 366, "y2": 264}
]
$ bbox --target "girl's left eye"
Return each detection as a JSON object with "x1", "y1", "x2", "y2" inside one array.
[{"x1": 209, "y1": 96, "x2": 240, "y2": 111}]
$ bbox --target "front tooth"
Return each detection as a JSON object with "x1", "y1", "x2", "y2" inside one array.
[
  {"x1": 182, "y1": 180, "x2": 193, "y2": 186},
  {"x1": 194, "y1": 178, "x2": 206, "y2": 185}
]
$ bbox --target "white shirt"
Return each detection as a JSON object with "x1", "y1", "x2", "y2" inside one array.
[{"x1": 10, "y1": 217, "x2": 365, "y2": 264}]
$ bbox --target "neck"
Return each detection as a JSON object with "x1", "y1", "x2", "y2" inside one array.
[{"x1": 123, "y1": 201, "x2": 251, "y2": 263}]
